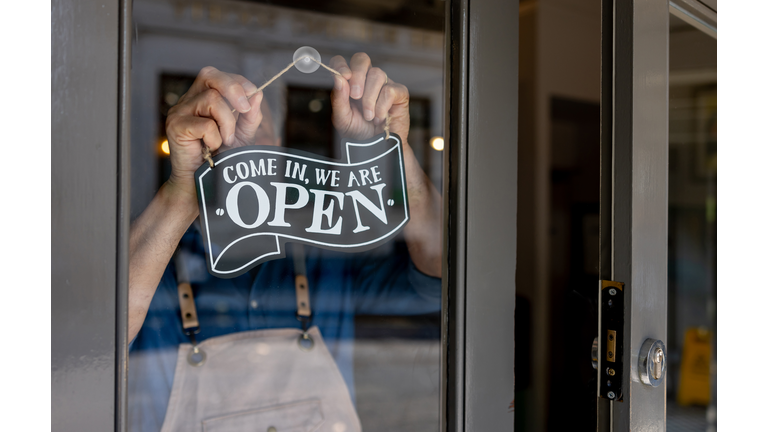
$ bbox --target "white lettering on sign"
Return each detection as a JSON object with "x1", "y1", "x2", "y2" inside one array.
[
  {"x1": 225, "y1": 159, "x2": 271, "y2": 183},
  {"x1": 348, "y1": 171, "x2": 360, "y2": 187},
  {"x1": 371, "y1": 166, "x2": 381, "y2": 183},
  {"x1": 268, "y1": 182, "x2": 310, "y2": 227},
  {"x1": 331, "y1": 170, "x2": 340, "y2": 187},
  {"x1": 225, "y1": 182, "x2": 389, "y2": 234},
  {"x1": 348, "y1": 167, "x2": 383, "y2": 188},
  {"x1": 346, "y1": 183, "x2": 388, "y2": 233},
  {"x1": 225, "y1": 182, "x2": 271, "y2": 229},
  {"x1": 285, "y1": 160, "x2": 308, "y2": 181},
  {"x1": 316, "y1": 168, "x2": 333, "y2": 186},
  {"x1": 223, "y1": 166, "x2": 237, "y2": 184},
  {"x1": 236, "y1": 162, "x2": 249, "y2": 180},
  {"x1": 196, "y1": 133, "x2": 410, "y2": 278},
  {"x1": 250, "y1": 159, "x2": 266, "y2": 176},
  {"x1": 306, "y1": 190, "x2": 346, "y2": 235}
]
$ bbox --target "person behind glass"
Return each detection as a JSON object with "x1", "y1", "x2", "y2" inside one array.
[{"x1": 128, "y1": 53, "x2": 443, "y2": 432}]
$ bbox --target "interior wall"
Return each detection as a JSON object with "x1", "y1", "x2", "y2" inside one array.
[{"x1": 517, "y1": 0, "x2": 601, "y2": 430}]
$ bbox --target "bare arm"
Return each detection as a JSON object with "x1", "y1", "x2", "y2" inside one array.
[
  {"x1": 128, "y1": 67, "x2": 266, "y2": 342},
  {"x1": 128, "y1": 182, "x2": 198, "y2": 341},
  {"x1": 329, "y1": 53, "x2": 442, "y2": 277}
]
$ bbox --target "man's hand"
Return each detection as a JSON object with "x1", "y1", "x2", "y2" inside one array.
[
  {"x1": 165, "y1": 66, "x2": 270, "y2": 199},
  {"x1": 128, "y1": 67, "x2": 275, "y2": 342},
  {"x1": 329, "y1": 53, "x2": 441, "y2": 278},
  {"x1": 329, "y1": 53, "x2": 410, "y2": 142}
]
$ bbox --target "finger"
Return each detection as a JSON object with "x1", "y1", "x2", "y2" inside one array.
[
  {"x1": 179, "y1": 66, "x2": 219, "y2": 103},
  {"x1": 191, "y1": 66, "x2": 252, "y2": 113},
  {"x1": 168, "y1": 115, "x2": 223, "y2": 153},
  {"x1": 329, "y1": 55, "x2": 352, "y2": 79},
  {"x1": 190, "y1": 89, "x2": 238, "y2": 145},
  {"x1": 330, "y1": 73, "x2": 354, "y2": 135},
  {"x1": 348, "y1": 52, "x2": 372, "y2": 100},
  {"x1": 375, "y1": 82, "x2": 409, "y2": 125},
  {"x1": 230, "y1": 73, "x2": 259, "y2": 99},
  {"x1": 362, "y1": 67, "x2": 387, "y2": 122},
  {"x1": 234, "y1": 91, "x2": 264, "y2": 144}
]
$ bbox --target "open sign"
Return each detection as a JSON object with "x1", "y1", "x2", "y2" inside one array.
[{"x1": 195, "y1": 133, "x2": 409, "y2": 278}]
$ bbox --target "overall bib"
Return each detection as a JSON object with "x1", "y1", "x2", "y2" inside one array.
[{"x1": 160, "y1": 246, "x2": 362, "y2": 432}]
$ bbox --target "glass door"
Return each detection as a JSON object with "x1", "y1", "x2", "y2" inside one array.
[
  {"x1": 127, "y1": 2, "x2": 446, "y2": 431},
  {"x1": 50, "y1": 1, "x2": 519, "y2": 430},
  {"x1": 666, "y1": 8, "x2": 717, "y2": 431},
  {"x1": 124, "y1": 0, "x2": 518, "y2": 431},
  {"x1": 597, "y1": 2, "x2": 716, "y2": 430}
]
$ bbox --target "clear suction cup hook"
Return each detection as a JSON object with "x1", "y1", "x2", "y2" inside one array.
[{"x1": 293, "y1": 46, "x2": 321, "y2": 73}]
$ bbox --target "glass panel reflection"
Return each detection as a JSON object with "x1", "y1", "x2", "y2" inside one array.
[
  {"x1": 667, "y1": 13, "x2": 716, "y2": 432},
  {"x1": 128, "y1": 1, "x2": 444, "y2": 431}
]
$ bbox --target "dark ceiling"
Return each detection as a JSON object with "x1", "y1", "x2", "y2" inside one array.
[{"x1": 247, "y1": 0, "x2": 445, "y2": 32}]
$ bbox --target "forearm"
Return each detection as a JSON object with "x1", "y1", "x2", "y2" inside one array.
[
  {"x1": 401, "y1": 141, "x2": 442, "y2": 278},
  {"x1": 128, "y1": 182, "x2": 199, "y2": 341}
]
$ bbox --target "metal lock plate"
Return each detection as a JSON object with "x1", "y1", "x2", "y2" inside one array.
[
  {"x1": 639, "y1": 338, "x2": 666, "y2": 387},
  {"x1": 599, "y1": 280, "x2": 624, "y2": 401}
]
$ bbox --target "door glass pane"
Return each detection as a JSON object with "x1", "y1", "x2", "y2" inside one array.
[
  {"x1": 128, "y1": 1, "x2": 445, "y2": 431},
  {"x1": 667, "y1": 14, "x2": 716, "y2": 431},
  {"x1": 516, "y1": 2, "x2": 602, "y2": 430}
]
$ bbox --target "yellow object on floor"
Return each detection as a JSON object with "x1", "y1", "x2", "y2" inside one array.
[{"x1": 677, "y1": 327, "x2": 711, "y2": 406}]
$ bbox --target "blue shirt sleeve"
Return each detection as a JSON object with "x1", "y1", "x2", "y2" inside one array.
[{"x1": 351, "y1": 240, "x2": 441, "y2": 315}]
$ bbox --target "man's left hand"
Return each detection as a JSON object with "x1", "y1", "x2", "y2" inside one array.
[{"x1": 329, "y1": 53, "x2": 410, "y2": 142}]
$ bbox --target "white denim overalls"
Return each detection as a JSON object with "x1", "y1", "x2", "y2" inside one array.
[{"x1": 160, "y1": 246, "x2": 362, "y2": 432}]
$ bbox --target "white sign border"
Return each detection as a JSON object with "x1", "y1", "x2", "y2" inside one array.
[{"x1": 197, "y1": 135, "x2": 410, "y2": 276}]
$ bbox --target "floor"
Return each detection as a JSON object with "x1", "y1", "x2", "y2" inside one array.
[
  {"x1": 353, "y1": 339, "x2": 441, "y2": 432},
  {"x1": 668, "y1": 400, "x2": 716, "y2": 432},
  {"x1": 352, "y1": 337, "x2": 715, "y2": 432}
]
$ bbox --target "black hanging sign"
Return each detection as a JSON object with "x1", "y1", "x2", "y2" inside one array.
[{"x1": 195, "y1": 133, "x2": 409, "y2": 278}]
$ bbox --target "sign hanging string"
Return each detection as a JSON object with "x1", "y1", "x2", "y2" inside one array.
[{"x1": 201, "y1": 56, "x2": 392, "y2": 168}]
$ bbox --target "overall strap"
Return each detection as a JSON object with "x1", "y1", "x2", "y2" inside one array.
[
  {"x1": 174, "y1": 251, "x2": 206, "y2": 366},
  {"x1": 174, "y1": 251, "x2": 200, "y2": 335},
  {"x1": 175, "y1": 246, "x2": 312, "y2": 336},
  {"x1": 293, "y1": 244, "x2": 312, "y2": 331}
]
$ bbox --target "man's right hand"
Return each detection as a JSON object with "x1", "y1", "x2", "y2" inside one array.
[{"x1": 164, "y1": 66, "x2": 266, "y2": 201}]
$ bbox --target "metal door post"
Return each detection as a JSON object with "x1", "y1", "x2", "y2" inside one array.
[
  {"x1": 599, "y1": 0, "x2": 669, "y2": 430},
  {"x1": 444, "y1": 0, "x2": 519, "y2": 430},
  {"x1": 52, "y1": 0, "x2": 127, "y2": 430}
]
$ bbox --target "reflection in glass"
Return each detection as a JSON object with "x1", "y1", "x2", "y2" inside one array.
[
  {"x1": 667, "y1": 13, "x2": 716, "y2": 431},
  {"x1": 128, "y1": 1, "x2": 444, "y2": 431}
]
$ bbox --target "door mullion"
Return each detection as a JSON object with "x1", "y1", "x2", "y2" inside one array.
[{"x1": 602, "y1": 0, "x2": 669, "y2": 430}]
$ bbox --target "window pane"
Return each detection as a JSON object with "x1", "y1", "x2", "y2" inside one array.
[
  {"x1": 128, "y1": 1, "x2": 444, "y2": 431},
  {"x1": 667, "y1": 13, "x2": 716, "y2": 430}
]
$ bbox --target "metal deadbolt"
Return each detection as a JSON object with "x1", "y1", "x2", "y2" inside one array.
[
  {"x1": 638, "y1": 338, "x2": 666, "y2": 387},
  {"x1": 591, "y1": 337, "x2": 598, "y2": 370}
]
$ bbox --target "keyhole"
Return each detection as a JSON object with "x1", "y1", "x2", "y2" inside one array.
[{"x1": 652, "y1": 348, "x2": 664, "y2": 379}]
